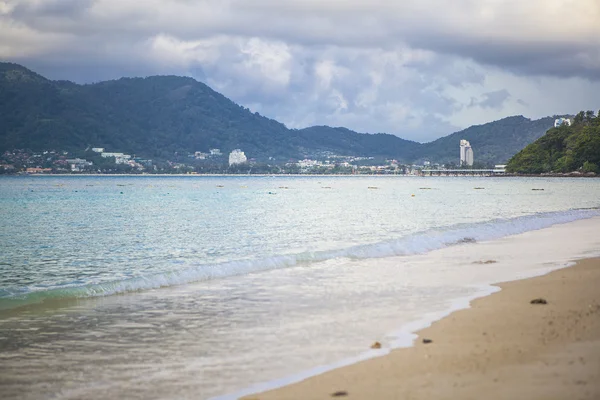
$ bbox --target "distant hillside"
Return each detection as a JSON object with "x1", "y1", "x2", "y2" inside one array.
[
  {"x1": 290, "y1": 126, "x2": 421, "y2": 159},
  {"x1": 506, "y1": 111, "x2": 600, "y2": 174},
  {"x1": 0, "y1": 62, "x2": 560, "y2": 164},
  {"x1": 416, "y1": 116, "x2": 555, "y2": 165}
]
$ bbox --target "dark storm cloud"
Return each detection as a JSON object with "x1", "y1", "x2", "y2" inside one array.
[
  {"x1": 469, "y1": 90, "x2": 511, "y2": 110},
  {"x1": 230, "y1": 0, "x2": 600, "y2": 81},
  {"x1": 11, "y1": 0, "x2": 95, "y2": 18},
  {"x1": 1, "y1": 0, "x2": 599, "y2": 140},
  {"x1": 410, "y1": 36, "x2": 600, "y2": 81},
  {"x1": 5, "y1": 0, "x2": 599, "y2": 81}
]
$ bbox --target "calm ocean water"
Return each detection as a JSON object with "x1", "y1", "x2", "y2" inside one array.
[{"x1": 1, "y1": 175, "x2": 600, "y2": 399}]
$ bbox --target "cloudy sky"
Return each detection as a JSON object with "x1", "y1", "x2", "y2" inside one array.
[{"x1": 1, "y1": 0, "x2": 599, "y2": 142}]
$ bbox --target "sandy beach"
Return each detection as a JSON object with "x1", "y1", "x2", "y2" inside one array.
[{"x1": 245, "y1": 258, "x2": 600, "y2": 400}]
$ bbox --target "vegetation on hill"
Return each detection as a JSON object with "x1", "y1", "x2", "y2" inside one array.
[
  {"x1": 506, "y1": 111, "x2": 600, "y2": 174},
  {"x1": 0, "y1": 63, "x2": 295, "y2": 161},
  {"x1": 290, "y1": 126, "x2": 421, "y2": 159},
  {"x1": 0, "y1": 62, "x2": 557, "y2": 164}
]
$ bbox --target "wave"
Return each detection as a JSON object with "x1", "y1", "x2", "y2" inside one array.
[{"x1": 1, "y1": 208, "x2": 598, "y2": 310}]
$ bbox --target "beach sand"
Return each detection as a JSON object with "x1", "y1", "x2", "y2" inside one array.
[{"x1": 244, "y1": 258, "x2": 600, "y2": 400}]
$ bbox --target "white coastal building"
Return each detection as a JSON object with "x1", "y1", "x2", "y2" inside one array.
[
  {"x1": 554, "y1": 118, "x2": 572, "y2": 128},
  {"x1": 228, "y1": 149, "x2": 247, "y2": 166},
  {"x1": 297, "y1": 159, "x2": 319, "y2": 168},
  {"x1": 101, "y1": 152, "x2": 132, "y2": 165},
  {"x1": 66, "y1": 158, "x2": 93, "y2": 171},
  {"x1": 460, "y1": 139, "x2": 474, "y2": 166},
  {"x1": 101, "y1": 152, "x2": 124, "y2": 158}
]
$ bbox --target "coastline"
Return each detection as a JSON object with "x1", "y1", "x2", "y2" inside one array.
[
  {"x1": 4, "y1": 172, "x2": 598, "y2": 178},
  {"x1": 243, "y1": 258, "x2": 600, "y2": 400}
]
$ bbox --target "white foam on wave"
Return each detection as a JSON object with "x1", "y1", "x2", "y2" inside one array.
[
  {"x1": 213, "y1": 250, "x2": 588, "y2": 399},
  {"x1": 1, "y1": 208, "x2": 598, "y2": 308},
  {"x1": 210, "y1": 284, "x2": 501, "y2": 400},
  {"x1": 212, "y1": 214, "x2": 600, "y2": 400}
]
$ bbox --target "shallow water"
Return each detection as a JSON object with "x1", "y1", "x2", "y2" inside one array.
[{"x1": 1, "y1": 176, "x2": 600, "y2": 399}]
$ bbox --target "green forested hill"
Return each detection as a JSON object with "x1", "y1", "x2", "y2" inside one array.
[
  {"x1": 0, "y1": 62, "x2": 560, "y2": 164},
  {"x1": 506, "y1": 111, "x2": 600, "y2": 174},
  {"x1": 0, "y1": 63, "x2": 295, "y2": 160}
]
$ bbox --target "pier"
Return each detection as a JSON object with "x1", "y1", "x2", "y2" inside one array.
[{"x1": 422, "y1": 169, "x2": 506, "y2": 177}]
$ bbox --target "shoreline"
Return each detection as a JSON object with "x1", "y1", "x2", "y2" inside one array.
[
  {"x1": 242, "y1": 258, "x2": 600, "y2": 400},
  {"x1": 3, "y1": 172, "x2": 598, "y2": 178}
]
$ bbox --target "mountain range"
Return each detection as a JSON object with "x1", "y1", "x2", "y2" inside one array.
[{"x1": 0, "y1": 62, "x2": 558, "y2": 165}]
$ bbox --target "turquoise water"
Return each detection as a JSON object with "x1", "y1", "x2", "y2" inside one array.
[
  {"x1": 1, "y1": 175, "x2": 600, "y2": 399},
  {"x1": 1, "y1": 175, "x2": 599, "y2": 305}
]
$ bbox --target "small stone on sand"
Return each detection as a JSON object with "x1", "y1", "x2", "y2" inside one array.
[
  {"x1": 531, "y1": 298, "x2": 548, "y2": 304},
  {"x1": 331, "y1": 391, "x2": 348, "y2": 397},
  {"x1": 422, "y1": 338, "x2": 433, "y2": 344}
]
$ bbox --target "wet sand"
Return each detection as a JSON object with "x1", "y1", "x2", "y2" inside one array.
[{"x1": 245, "y1": 258, "x2": 600, "y2": 400}]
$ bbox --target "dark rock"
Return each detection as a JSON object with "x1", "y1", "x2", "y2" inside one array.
[
  {"x1": 331, "y1": 391, "x2": 348, "y2": 397},
  {"x1": 422, "y1": 338, "x2": 433, "y2": 344},
  {"x1": 370, "y1": 341, "x2": 381, "y2": 349},
  {"x1": 531, "y1": 298, "x2": 548, "y2": 304}
]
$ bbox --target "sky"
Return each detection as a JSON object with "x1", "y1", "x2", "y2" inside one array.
[{"x1": 1, "y1": 0, "x2": 599, "y2": 142}]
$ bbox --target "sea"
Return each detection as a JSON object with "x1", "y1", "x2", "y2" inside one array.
[{"x1": 1, "y1": 175, "x2": 600, "y2": 399}]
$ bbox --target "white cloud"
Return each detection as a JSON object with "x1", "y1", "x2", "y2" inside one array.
[{"x1": 241, "y1": 38, "x2": 292, "y2": 87}]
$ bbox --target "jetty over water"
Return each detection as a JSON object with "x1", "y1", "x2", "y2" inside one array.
[{"x1": 422, "y1": 169, "x2": 506, "y2": 177}]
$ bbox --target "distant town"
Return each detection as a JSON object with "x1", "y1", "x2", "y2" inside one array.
[
  {"x1": 5, "y1": 116, "x2": 590, "y2": 177},
  {"x1": 6, "y1": 118, "x2": 579, "y2": 177},
  {"x1": 0, "y1": 138, "x2": 513, "y2": 176}
]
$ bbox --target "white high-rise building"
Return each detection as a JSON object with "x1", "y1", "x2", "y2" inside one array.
[
  {"x1": 554, "y1": 118, "x2": 571, "y2": 128},
  {"x1": 460, "y1": 139, "x2": 474, "y2": 166},
  {"x1": 228, "y1": 149, "x2": 247, "y2": 166}
]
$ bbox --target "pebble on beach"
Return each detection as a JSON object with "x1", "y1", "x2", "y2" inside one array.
[{"x1": 331, "y1": 390, "x2": 348, "y2": 397}]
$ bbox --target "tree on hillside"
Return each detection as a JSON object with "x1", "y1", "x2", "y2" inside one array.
[{"x1": 506, "y1": 110, "x2": 600, "y2": 174}]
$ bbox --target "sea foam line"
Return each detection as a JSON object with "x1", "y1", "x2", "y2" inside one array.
[
  {"x1": 0, "y1": 208, "x2": 598, "y2": 309},
  {"x1": 212, "y1": 260, "x2": 582, "y2": 400}
]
